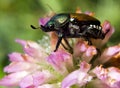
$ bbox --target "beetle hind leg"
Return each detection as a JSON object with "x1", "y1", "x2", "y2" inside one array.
[{"x1": 85, "y1": 37, "x2": 92, "y2": 45}]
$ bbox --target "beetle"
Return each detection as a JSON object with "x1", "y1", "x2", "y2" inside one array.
[{"x1": 31, "y1": 13, "x2": 109, "y2": 53}]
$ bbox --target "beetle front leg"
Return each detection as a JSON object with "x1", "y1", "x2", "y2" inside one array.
[{"x1": 54, "y1": 33, "x2": 63, "y2": 52}]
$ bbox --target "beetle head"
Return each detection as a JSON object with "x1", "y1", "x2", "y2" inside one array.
[{"x1": 40, "y1": 20, "x2": 55, "y2": 32}]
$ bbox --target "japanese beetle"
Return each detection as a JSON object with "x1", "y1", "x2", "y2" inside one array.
[{"x1": 31, "y1": 13, "x2": 109, "y2": 52}]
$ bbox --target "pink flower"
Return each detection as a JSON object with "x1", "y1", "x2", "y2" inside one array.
[
  {"x1": 39, "y1": 17, "x2": 50, "y2": 26},
  {"x1": 94, "y1": 45, "x2": 120, "y2": 65},
  {"x1": 47, "y1": 50, "x2": 73, "y2": 75},
  {"x1": 15, "y1": 39, "x2": 47, "y2": 60},
  {"x1": 73, "y1": 39, "x2": 97, "y2": 62},
  {"x1": 0, "y1": 39, "x2": 57, "y2": 87},
  {"x1": 61, "y1": 61, "x2": 92, "y2": 88},
  {"x1": 0, "y1": 9, "x2": 120, "y2": 88},
  {"x1": 20, "y1": 71, "x2": 53, "y2": 88},
  {"x1": 0, "y1": 71, "x2": 28, "y2": 86},
  {"x1": 93, "y1": 66, "x2": 120, "y2": 88}
]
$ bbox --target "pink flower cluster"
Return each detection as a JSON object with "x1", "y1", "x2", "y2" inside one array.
[{"x1": 0, "y1": 10, "x2": 120, "y2": 88}]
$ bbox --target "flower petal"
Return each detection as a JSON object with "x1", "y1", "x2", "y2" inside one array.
[
  {"x1": 8, "y1": 52, "x2": 24, "y2": 62},
  {"x1": 101, "y1": 20, "x2": 115, "y2": 45},
  {"x1": 4, "y1": 62, "x2": 38, "y2": 73},
  {"x1": 16, "y1": 39, "x2": 47, "y2": 61},
  {"x1": 33, "y1": 71, "x2": 54, "y2": 86},
  {"x1": 39, "y1": 17, "x2": 50, "y2": 26},
  {"x1": 47, "y1": 50, "x2": 73, "y2": 75},
  {"x1": 37, "y1": 83, "x2": 60, "y2": 88},
  {"x1": 92, "y1": 65, "x2": 108, "y2": 80},
  {"x1": 20, "y1": 71, "x2": 53, "y2": 88},
  {"x1": 93, "y1": 66, "x2": 120, "y2": 88},
  {"x1": 82, "y1": 46, "x2": 97, "y2": 63},
  {"x1": 61, "y1": 61, "x2": 92, "y2": 88},
  {"x1": 61, "y1": 70, "x2": 79, "y2": 88},
  {"x1": 8, "y1": 52, "x2": 36, "y2": 63},
  {"x1": 96, "y1": 45, "x2": 120, "y2": 64},
  {"x1": 79, "y1": 61, "x2": 91, "y2": 72},
  {"x1": 19, "y1": 74, "x2": 34, "y2": 88},
  {"x1": 73, "y1": 39, "x2": 88, "y2": 57},
  {"x1": 0, "y1": 71, "x2": 28, "y2": 86},
  {"x1": 73, "y1": 39, "x2": 97, "y2": 63}
]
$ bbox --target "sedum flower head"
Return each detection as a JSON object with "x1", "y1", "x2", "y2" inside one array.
[{"x1": 0, "y1": 9, "x2": 120, "y2": 88}]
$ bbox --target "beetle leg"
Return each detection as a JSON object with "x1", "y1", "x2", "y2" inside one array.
[
  {"x1": 74, "y1": 33, "x2": 93, "y2": 45},
  {"x1": 61, "y1": 42, "x2": 68, "y2": 50},
  {"x1": 54, "y1": 33, "x2": 63, "y2": 52},
  {"x1": 59, "y1": 38, "x2": 73, "y2": 54},
  {"x1": 54, "y1": 37, "x2": 62, "y2": 52},
  {"x1": 63, "y1": 38, "x2": 73, "y2": 50},
  {"x1": 63, "y1": 38, "x2": 73, "y2": 54},
  {"x1": 85, "y1": 37, "x2": 92, "y2": 45}
]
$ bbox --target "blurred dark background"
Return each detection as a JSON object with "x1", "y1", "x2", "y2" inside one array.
[{"x1": 0, "y1": 0, "x2": 120, "y2": 82}]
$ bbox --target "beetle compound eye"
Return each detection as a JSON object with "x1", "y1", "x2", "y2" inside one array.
[
  {"x1": 49, "y1": 24, "x2": 54, "y2": 29},
  {"x1": 48, "y1": 21, "x2": 53, "y2": 26},
  {"x1": 47, "y1": 21, "x2": 54, "y2": 29}
]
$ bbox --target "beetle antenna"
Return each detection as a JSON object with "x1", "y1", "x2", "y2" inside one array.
[
  {"x1": 46, "y1": 4, "x2": 55, "y2": 13},
  {"x1": 30, "y1": 25, "x2": 40, "y2": 30}
]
